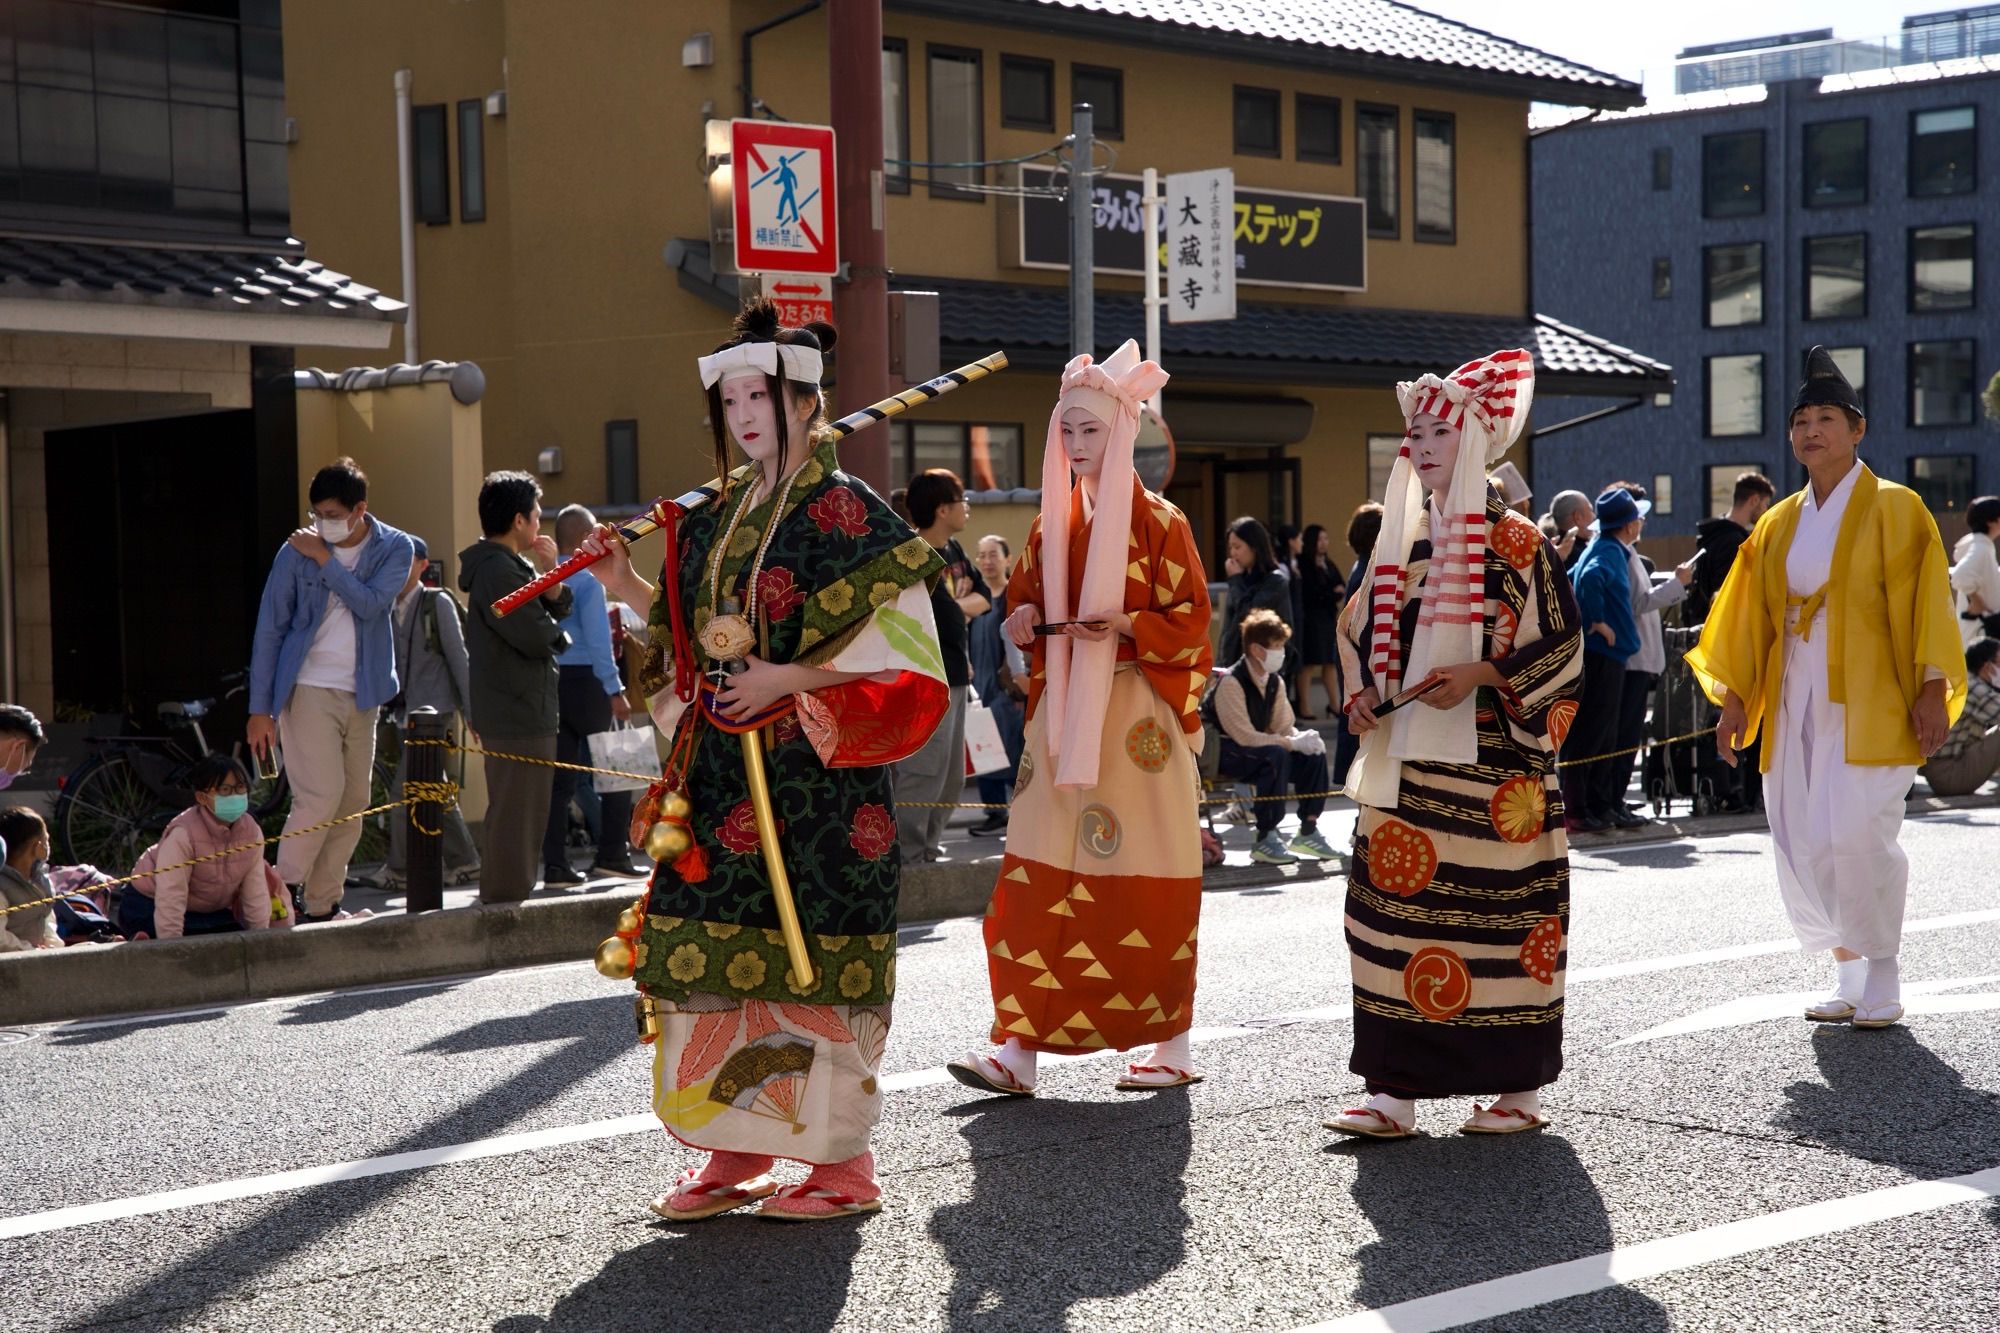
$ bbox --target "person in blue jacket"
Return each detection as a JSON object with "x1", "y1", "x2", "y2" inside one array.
[
  {"x1": 247, "y1": 458, "x2": 415, "y2": 920},
  {"x1": 1562, "y1": 486, "x2": 1645, "y2": 832}
]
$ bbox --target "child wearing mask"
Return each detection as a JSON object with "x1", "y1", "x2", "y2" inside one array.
[
  {"x1": 0, "y1": 806, "x2": 62, "y2": 950},
  {"x1": 121, "y1": 754, "x2": 276, "y2": 940},
  {"x1": 1205, "y1": 608, "x2": 1338, "y2": 865}
]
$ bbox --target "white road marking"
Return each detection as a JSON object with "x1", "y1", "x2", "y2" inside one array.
[
  {"x1": 1288, "y1": 1164, "x2": 2000, "y2": 1333},
  {"x1": 1611, "y1": 975, "x2": 2000, "y2": 1046}
]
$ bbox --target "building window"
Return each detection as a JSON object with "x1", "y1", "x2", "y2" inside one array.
[
  {"x1": 1705, "y1": 353, "x2": 1763, "y2": 436},
  {"x1": 1233, "y1": 86, "x2": 1280, "y2": 157},
  {"x1": 1367, "y1": 434, "x2": 1403, "y2": 499},
  {"x1": 1827, "y1": 346, "x2": 1868, "y2": 410},
  {"x1": 1652, "y1": 257, "x2": 1672, "y2": 299},
  {"x1": 1708, "y1": 464, "x2": 1762, "y2": 518},
  {"x1": 1909, "y1": 455, "x2": 1976, "y2": 511},
  {"x1": 1651, "y1": 146, "x2": 1672, "y2": 191},
  {"x1": 1704, "y1": 242, "x2": 1763, "y2": 327},
  {"x1": 1357, "y1": 104, "x2": 1399, "y2": 238},
  {"x1": 1910, "y1": 224, "x2": 1975, "y2": 312},
  {"x1": 888, "y1": 421, "x2": 1025, "y2": 492},
  {"x1": 1805, "y1": 234, "x2": 1866, "y2": 319},
  {"x1": 1413, "y1": 110, "x2": 1455, "y2": 244},
  {"x1": 1909, "y1": 339, "x2": 1975, "y2": 426},
  {"x1": 1000, "y1": 55, "x2": 1052, "y2": 131},
  {"x1": 1802, "y1": 119, "x2": 1867, "y2": 207},
  {"x1": 1652, "y1": 473, "x2": 1675, "y2": 516},
  {"x1": 1296, "y1": 93, "x2": 1340, "y2": 164},
  {"x1": 926, "y1": 47, "x2": 983, "y2": 200},
  {"x1": 605, "y1": 421, "x2": 639, "y2": 507},
  {"x1": 1910, "y1": 106, "x2": 1976, "y2": 197},
  {"x1": 883, "y1": 39, "x2": 909, "y2": 195},
  {"x1": 1072, "y1": 65, "x2": 1123, "y2": 139},
  {"x1": 1702, "y1": 129, "x2": 1763, "y2": 218},
  {"x1": 412, "y1": 103, "x2": 449, "y2": 224},
  {"x1": 456, "y1": 99, "x2": 485, "y2": 223}
]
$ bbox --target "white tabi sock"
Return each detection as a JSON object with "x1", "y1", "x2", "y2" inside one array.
[
  {"x1": 1834, "y1": 957, "x2": 1868, "y2": 1003},
  {"x1": 1365, "y1": 1092, "x2": 1416, "y2": 1128},
  {"x1": 1142, "y1": 1031, "x2": 1192, "y2": 1068},
  {"x1": 1860, "y1": 956, "x2": 1901, "y2": 1010},
  {"x1": 1490, "y1": 1089, "x2": 1541, "y2": 1116},
  {"x1": 991, "y1": 1037, "x2": 1038, "y2": 1084}
]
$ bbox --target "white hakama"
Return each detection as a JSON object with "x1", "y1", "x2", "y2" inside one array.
[{"x1": 1767, "y1": 462, "x2": 1914, "y2": 961}]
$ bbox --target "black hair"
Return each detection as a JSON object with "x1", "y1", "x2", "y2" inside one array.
[
  {"x1": 187, "y1": 753, "x2": 252, "y2": 795},
  {"x1": 980, "y1": 534, "x2": 1011, "y2": 557},
  {"x1": 1299, "y1": 522, "x2": 1339, "y2": 596},
  {"x1": 1347, "y1": 503, "x2": 1385, "y2": 564},
  {"x1": 553, "y1": 504, "x2": 597, "y2": 552},
  {"x1": 1227, "y1": 516, "x2": 1279, "y2": 581},
  {"x1": 889, "y1": 488, "x2": 912, "y2": 525},
  {"x1": 0, "y1": 704, "x2": 45, "y2": 746},
  {"x1": 1733, "y1": 472, "x2": 1776, "y2": 506},
  {"x1": 478, "y1": 471, "x2": 542, "y2": 537},
  {"x1": 1274, "y1": 523, "x2": 1301, "y2": 552},
  {"x1": 0, "y1": 805, "x2": 45, "y2": 859},
  {"x1": 1970, "y1": 638, "x2": 2000, "y2": 676},
  {"x1": 704, "y1": 299, "x2": 837, "y2": 497},
  {"x1": 309, "y1": 457, "x2": 368, "y2": 509},
  {"x1": 906, "y1": 469, "x2": 965, "y2": 529},
  {"x1": 1967, "y1": 496, "x2": 2000, "y2": 536}
]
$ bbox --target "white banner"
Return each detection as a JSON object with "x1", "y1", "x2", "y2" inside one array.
[{"x1": 1165, "y1": 168, "x2": 1237, "y2": 325}]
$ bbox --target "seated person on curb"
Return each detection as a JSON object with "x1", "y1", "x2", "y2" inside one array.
[
  {"x1": 1920, "y1": 638, "x2": 2000, "y2": 797},
  {"x1": 1204, "y1": 608, "x2": 1339, "y2": 865},
  {"x1": 0, "y1": 806, "x2": 62, "y2": 950},
  {"x1": 121, "y1": 755, "x2": 279, "y2": 941}
]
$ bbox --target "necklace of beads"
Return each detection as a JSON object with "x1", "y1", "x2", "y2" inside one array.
[{"x1": 706, "y1": 464, "x2": 801, "y2": 630}]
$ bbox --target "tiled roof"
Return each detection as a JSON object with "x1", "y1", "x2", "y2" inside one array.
[
  {"x1": 0, "y1": 235, "x2": 406, "y2": 323},
  {"x1": 898, "y1": 0, "x2": 1640, "y2": 107},
  {"x1": 902, "y1": 276, "x2": 1674, "y2": 395}
]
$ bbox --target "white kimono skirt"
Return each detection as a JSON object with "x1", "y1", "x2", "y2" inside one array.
[{"x1": 1768, "y1": 462, "x2": 1914, "y2": 961}]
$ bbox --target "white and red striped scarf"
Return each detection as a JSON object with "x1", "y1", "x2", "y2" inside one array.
[{"x1": 1350, "y1": 349, "x2": 1533, "y2": 806}]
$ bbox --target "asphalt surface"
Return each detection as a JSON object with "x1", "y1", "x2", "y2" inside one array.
[{"x1": 4, "y1": 810, "x2": 1998, "y2": 1332}]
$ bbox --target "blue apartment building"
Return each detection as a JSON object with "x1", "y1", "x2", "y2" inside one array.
[{"x1": 1531, "y1": 43, "x2": 1999, "y2": 537}]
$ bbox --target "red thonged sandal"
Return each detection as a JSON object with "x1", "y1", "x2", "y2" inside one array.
[
  {"x1": 946, "y1": 1054, "x2": 1037, "y2": 1097},
  {"x1": 1459, "y1": 1103, "x2": 1549, "y2": 1135},
  {"x1": 758, "y1": 1183, "x2": 884, "y2": 1221},
  {"x1": 1115, "y1": 1063, "x2": 1204, "y2": 1090},
  {"x1": 1324, "y1": 1107, "x2": 1420, "y2": 1139},
  {"x1": 648, "y1": 1168, "x2": 778, "y2": 1221}
]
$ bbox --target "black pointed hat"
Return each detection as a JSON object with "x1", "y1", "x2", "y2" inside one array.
[{"x1": 1792, "y1": 345, "x2": 1864, "y2": 419}]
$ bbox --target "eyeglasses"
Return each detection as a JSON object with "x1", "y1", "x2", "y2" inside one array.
[{"x1": 210, "y1": 783, "x2": 250, "y2": 797}]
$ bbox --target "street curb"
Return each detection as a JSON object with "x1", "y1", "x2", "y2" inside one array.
[{"x1": 0, "y1": 860, "x2": 1007, "y2": 1028}]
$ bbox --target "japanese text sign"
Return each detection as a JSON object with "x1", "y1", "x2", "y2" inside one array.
[
  {"x1": 1165, "y1": 168, "x2": 1236, "y2": 324},
  {"x1": 732, "y1": 120, "x2": 839, "y2": 275},
  {"x1": 759, "y1": 272, "x2": 835, "y2": 327}
]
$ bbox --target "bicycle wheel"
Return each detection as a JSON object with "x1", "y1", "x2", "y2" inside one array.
[{"x1": 55, "y1": 754, "x2": 171, "y2": 875}]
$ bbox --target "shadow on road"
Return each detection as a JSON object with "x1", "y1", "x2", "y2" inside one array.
[
  {"x1": 928, "y1": 1090, "x2": 1194, "y2": 1330},
  {"x1": 44, "y1": 1009, "x2": 222, "y2": 1046},
  {"x1": 1339, "y1": 1131, "x2": 1671, "y2": 1328},
  {"x1": 1780, "y1": 1025, "x2": 2000, "y2": 1187},
  {"x1": 275, "y1": 980, "x2": 463, "y2": 1027}
]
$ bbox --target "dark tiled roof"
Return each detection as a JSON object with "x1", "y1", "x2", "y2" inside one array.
[
  {"x1": 902, "y1": 276, "x2": 1674, "y2": 395},
  {"x1": 0, "y1": 235, "x2": 406, "y2": 323},
  {"x1": 895, "y1": 0, "x2": 1640, "y2": 107}
]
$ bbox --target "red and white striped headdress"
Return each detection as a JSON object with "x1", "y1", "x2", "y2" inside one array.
[{"x1": 1349, "y1": 349, "x2": 1534, "y2": 808}]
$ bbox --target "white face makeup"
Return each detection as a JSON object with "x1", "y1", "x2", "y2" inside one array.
[
  {"x1": 721, "y1": 370, "x2": 817, "y2": 470},
  {"x1": 1406, "y1": 410, "x2": 1463, "y2": 496},
  {"x1": 1060, "y1": 406, "x2": 1110, "y2": 478}
]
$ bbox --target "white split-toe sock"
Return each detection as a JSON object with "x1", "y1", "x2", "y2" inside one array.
[
  {"x1": 1489, "y1": 1089, "x2": 1540, "y2": 1118},
  {"x1": 1806, "y1": 957, "x2": 1869, "y2": 1020},
  {"x1": 990, "y1": 1036, "x2": 1039, "y2": 1086},
  {"x1": 1854, "y1": 957, "x2": 1903, "y2": 1027}
]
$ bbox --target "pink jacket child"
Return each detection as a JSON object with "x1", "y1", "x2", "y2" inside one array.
[{"x1": 125, "y1": 807, "x2": 275, "y2": 940}]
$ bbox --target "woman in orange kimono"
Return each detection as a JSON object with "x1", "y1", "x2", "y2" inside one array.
[{"x1": 948, "y1": 341, "x2": 1213, "y2": 1097}]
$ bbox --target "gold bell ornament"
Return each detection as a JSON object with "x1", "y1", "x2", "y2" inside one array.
[
  {"x1": 660, "y1": 791, "x2": 692, "y2": 821},
  {"x1": 594, "y1": 935, "x2": 635, "y2": 980},
  {"x1": 645, "y1": 819, "x2": 691, "y2": 863}
]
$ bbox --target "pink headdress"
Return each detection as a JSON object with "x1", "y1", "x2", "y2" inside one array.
[
  {"x1": 1039, "y1": 340, "x2": 1169, "y2": 789},
  {"x1": 1348, "y1": 349, "x2": 1534, "y2": 807}
]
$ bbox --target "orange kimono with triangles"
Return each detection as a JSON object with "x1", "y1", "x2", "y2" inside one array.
[{"x1": 981, "y1": 478, "x2": 1213, "y2": 1054}]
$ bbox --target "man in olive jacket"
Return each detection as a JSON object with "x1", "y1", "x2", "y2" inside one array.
[{"x1": 459, "y1": 472, "x2": 573, "y2": 904}]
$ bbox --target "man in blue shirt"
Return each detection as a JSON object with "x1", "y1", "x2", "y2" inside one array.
[
  {"x1": 1562, "y1": 486, "x2": 1646, "y2": 832},
  {"x1": 248, "y1": 459, "x2": 415, "y2": 919},
  {"x1": 542, "y1": 505, "x2": 640, "y2": 883}
]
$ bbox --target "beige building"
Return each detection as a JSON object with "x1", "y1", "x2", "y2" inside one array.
[{"x1": 284, "y1": 0, "x2": 1671, "y2": 571}]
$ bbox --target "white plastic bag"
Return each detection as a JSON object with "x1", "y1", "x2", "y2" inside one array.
[
  {"x1": 963, "y1": 700, "x2": 1010, "y2": 777},
  {"x1": 588, "y1": 724, "x2": 661, "y2": 794}
]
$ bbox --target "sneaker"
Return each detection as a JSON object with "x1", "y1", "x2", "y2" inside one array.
[
  {"x1": 1287, "y1": 829, "x2": 1341, "y2": 862},
  {"x1": 967, "y1": 812, "x2": 1010, "y2": 837},
  {"x1": 1251, "y1": 831, "x2": 1297, "y2": 864},
  {"x1": 542, "y1": 863, "x2": 587, "y2": 888}
]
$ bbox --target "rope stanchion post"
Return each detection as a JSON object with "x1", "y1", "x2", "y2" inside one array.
[{"x1": 404, "y1": 710, "x2": 446, "y2": 914}]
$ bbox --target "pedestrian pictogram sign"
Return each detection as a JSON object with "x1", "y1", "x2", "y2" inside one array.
[
  {"x1": 732, "y1": 120, "x2": 839, "y2": 276},
  {"x1": 759, "y1": 272, "x2": 835, "y2": 327}
]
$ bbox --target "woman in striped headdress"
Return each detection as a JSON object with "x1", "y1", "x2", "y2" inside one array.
[{"x1": 1329, "y1": 349, "x2": 1583, "y2": 1139}]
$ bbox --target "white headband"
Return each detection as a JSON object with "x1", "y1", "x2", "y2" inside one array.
[{"x1": 697, "y1": 341, "x2": 823, "y2": 390}]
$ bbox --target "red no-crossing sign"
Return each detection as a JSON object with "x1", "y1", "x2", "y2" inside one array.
[{"x1": 732, "y1": 120, "x2": 838, "y2": 276}]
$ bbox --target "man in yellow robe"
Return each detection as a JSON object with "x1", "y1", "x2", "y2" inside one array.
[{"x1": 1687, "y1": 347, "x2": 1963, "y2": 1029}]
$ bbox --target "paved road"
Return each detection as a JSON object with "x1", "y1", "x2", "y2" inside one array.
[{"x1": 5, "y1": 812, "x2": 1998, "y2": 1332}]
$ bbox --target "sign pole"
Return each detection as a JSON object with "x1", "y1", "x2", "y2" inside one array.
[
  {"x1": 1142, "y1": 165, "x2": 1163, "y2": 416},
  {"x1": 1068, "y1": 103, "x2": 1094, "y2": 359},
  {"x1": 828, "y1": 0, "x2": 891, "y2": 491}
]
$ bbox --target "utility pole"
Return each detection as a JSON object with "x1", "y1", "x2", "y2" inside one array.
[
  {"x1": 827, "y1": 0, "x2": 890, "y2": 491},
  {"x1": 1068, "y1": 103, "x2": 1094, "y2": 358}
]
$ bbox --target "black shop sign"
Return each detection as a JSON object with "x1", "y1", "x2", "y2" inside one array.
[{"x1": 1018, "y1": 166, "x2": 1366, "y2": 292}]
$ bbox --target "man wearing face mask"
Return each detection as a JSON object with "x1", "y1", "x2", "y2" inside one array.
[
  {"x1": 1205, "y1": 609, "x2": 1338, "y2": 865},
  {"x1": 247, "y1": 459, "x2": 416, "y2": 921},
  {"x1": 1919, "y1": 638, "x2": 2000, "y2": 797},
  {"x1": 0, "y1": 704, "x2": 46, "y2": 803}
]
